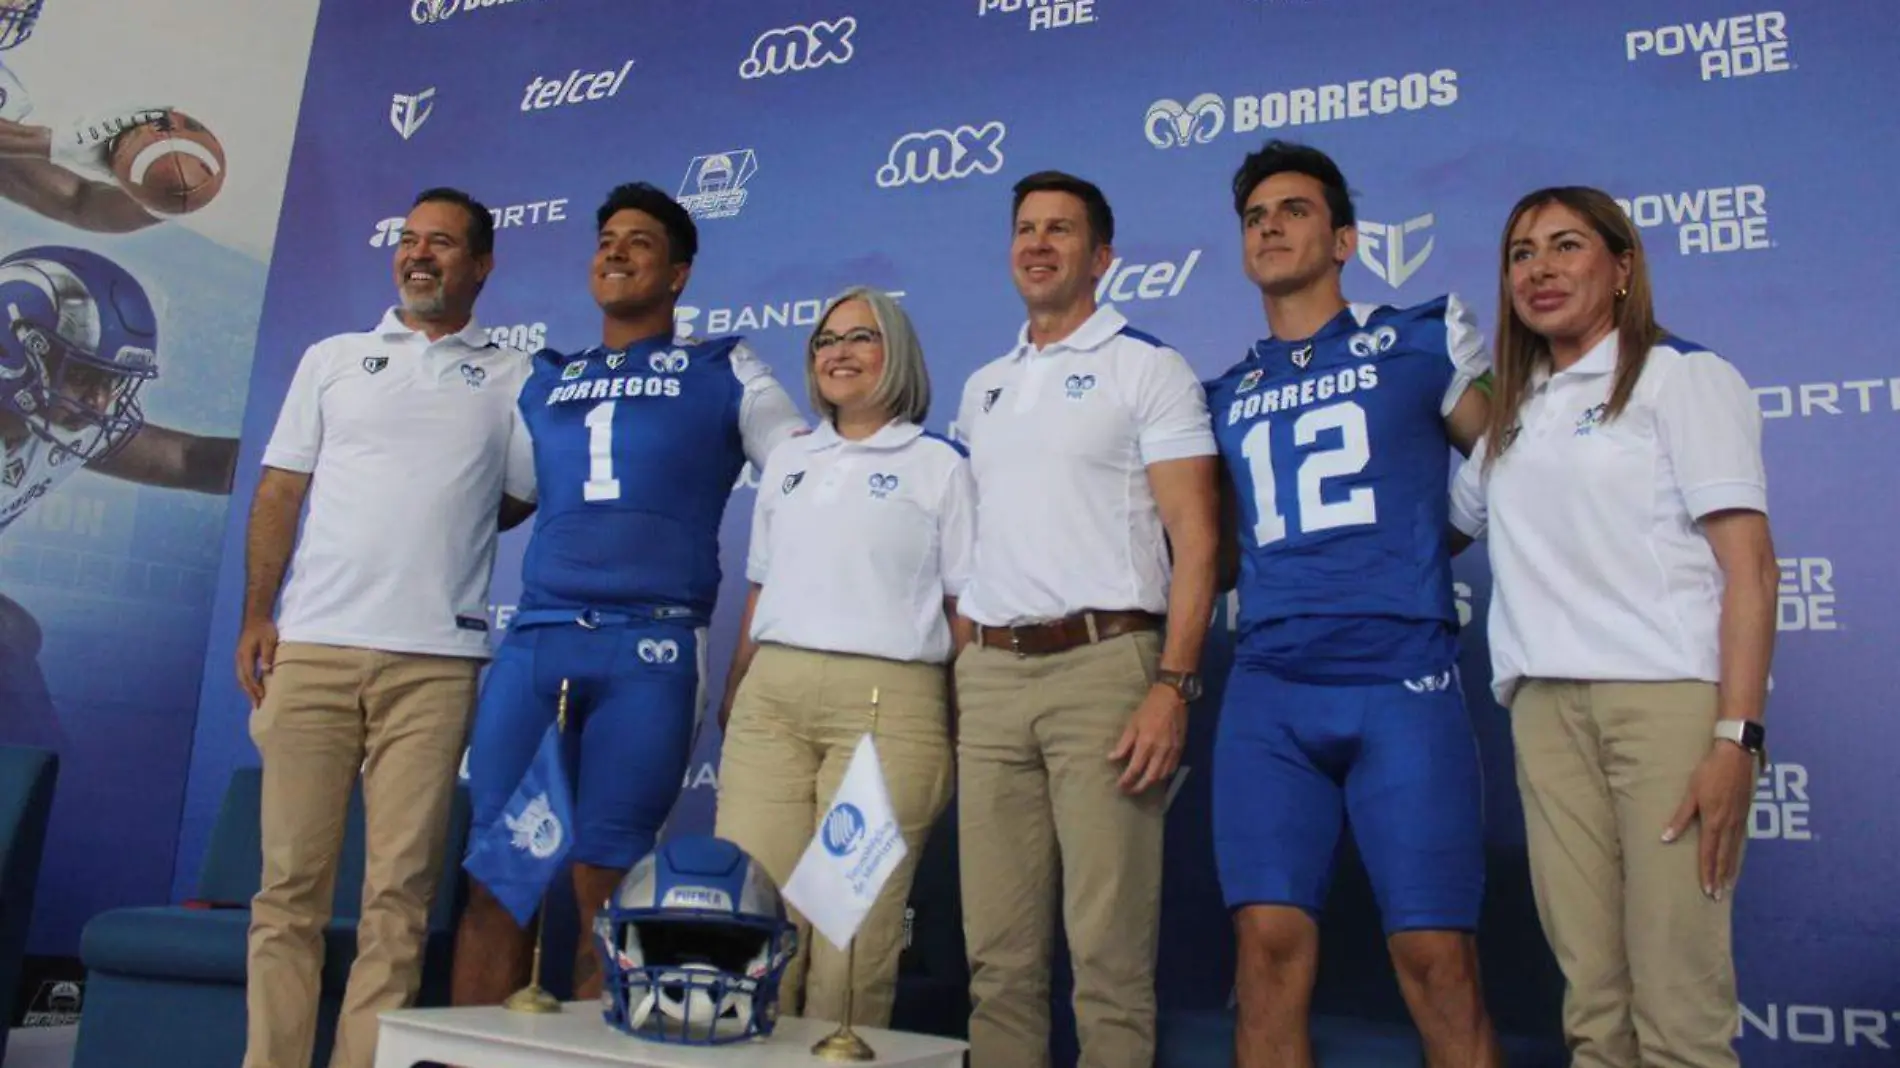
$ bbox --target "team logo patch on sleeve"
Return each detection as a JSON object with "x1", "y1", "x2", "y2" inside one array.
[
  {"x1": 1237, "y1": 369, "x2": 1264, "y2": 394},
  {"x1": 562, "y1": 359, "x2": 588, "y2": 380}
]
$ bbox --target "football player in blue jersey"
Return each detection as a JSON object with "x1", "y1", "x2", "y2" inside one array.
[
  {"x1": 1203, "y1": 141, "x2": 1502, "y2": 1067},
  {"x1": 452, "y1": 182, "x2": 806, "y2": 1007},
  {"x1": 0, "y1": 244, "x2": 238, "y2": 753}
]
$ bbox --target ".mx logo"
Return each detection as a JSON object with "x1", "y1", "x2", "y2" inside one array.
[
  {"x1": 1356, "y1": 213, "x2": 1435, "y2": 288},
  {"x1": 741, "y1": 16, "x2": 856, "y2": 79},
  {"x1": 877, "y1": 121, "x2": 1006, "y2": 188},
  {"x1": 389, "y1": 87, "x2": 435, "y2": 140}
]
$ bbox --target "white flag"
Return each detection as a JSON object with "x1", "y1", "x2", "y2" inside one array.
[{"x1": 782, "y1": 733, "x2": 909, "y2": 950}]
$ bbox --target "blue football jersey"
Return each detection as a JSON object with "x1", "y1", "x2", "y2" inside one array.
[
  {"x1": 1205, "y1": 296, "x2": 1489, "y2": 683},
  {"x1": 516, "y1": 332, "x2": 803, "y2": 620}
]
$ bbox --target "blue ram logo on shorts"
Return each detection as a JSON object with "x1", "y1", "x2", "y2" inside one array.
[{"x1": 636, "y1": 638, "x2": 680, "y2": 664}]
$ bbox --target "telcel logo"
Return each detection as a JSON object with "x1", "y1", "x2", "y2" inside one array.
[
  {"x1": 1095, "y1": 250, "x2": 1200, "y2": 304},
  {"x1": 521, "y1": 60, "x2": 634, "y2": 112}
]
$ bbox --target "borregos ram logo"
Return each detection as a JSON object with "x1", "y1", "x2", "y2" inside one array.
[
  {"x1": 876, "y1": 121, "x2": 1006, "y2": 188},
  {"x1": 411, "y1": 0, "x2": 535, "y2": 25},
  {"x1": 1145, "y1": 71, "x2": 1458, "y2": 148},
  {"x1": 741, "y1": 16, "x2": 856, "y2": 79}
]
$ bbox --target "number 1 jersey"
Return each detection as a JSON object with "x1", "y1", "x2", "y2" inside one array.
[
  {"x1": 1205, "y1": 296, "x2": 1489, "y2": 683},
  {"x1": 515, "y1": 333, "x2": 803, "y2": 620}
]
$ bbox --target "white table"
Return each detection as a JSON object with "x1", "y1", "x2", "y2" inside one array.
[{"x1": 372, "y1": 1003, "x2": 968, "y2": 1068}]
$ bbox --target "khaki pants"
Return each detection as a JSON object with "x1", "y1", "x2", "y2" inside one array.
[
  {"x1": 956, "y1": 630, "x2": 1164, "y2": 1068},
  {"x1": 243, "y1": 642, "x2": 479, "y2": 1068},
  {"x1": 713, "y1": 644, "x2": 953, "y2": 1027},
  {"x1": 1513, "y1": 680, "x2": 1742, "y2": 1068}
]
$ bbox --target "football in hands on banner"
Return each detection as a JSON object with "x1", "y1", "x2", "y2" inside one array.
[
  {"x1": 782, "y1": 732, "x2": 908, "y2": 951},
  {"x1": 463, "y1": 719, "x2": 575, "y2": 927}
]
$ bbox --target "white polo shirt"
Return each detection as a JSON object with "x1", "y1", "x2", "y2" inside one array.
[
  {"x1": 746, "y1": 420, "x2": 974, "y2": 665},
  {"x1": 263, "y1": 309, "x2": 534, "y2": 659},
  {"x1": 1450, "y1": 334, "x2": 1767, "y2": 706},
  {"x1": 953, "y1": 304, "x2": 1217, "y2": 627}
]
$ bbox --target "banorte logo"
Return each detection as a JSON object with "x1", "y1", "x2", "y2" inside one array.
[{"x1": 410, "y1": 0, "x2": 534, "y2": 25}]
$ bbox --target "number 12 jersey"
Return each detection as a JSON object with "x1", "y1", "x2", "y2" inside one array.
[{"x1": 1204, "y1": 295, "x2": 1489, "y2": 684}]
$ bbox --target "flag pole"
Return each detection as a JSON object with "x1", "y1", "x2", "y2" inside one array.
[
  {"x1": 504, "y1": 677, "x2": 569, "y2": 1015},
  {"x1": 812, "y1": 687, "x2": 880, "y2": 1062}
]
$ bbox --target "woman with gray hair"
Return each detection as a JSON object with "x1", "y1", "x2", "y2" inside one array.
[{"x1": 712, "y1": 285, "x2": 973, "y2": 1028}]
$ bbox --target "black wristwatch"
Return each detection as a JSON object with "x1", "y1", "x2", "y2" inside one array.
[
  {"x1": 1714, "y1": 719, "x2": 1766, "y2": 763},
  {"x1": 1156, "y1": 670, "x2": 1202, "y2": 702}
]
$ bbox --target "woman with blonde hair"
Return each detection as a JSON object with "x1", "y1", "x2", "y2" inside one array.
[
  {"x1": 1450, "y1": 186, "x2": 1779, "y2": 1067},
  {"x1": 713, "y1": 285, "x2": 972, "y2": 1027}
]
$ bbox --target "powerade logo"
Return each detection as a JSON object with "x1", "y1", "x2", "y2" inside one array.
[
  {"x1": 979, "y1": 0, "x2": 1097, "y2": 32},
  {"x1": 411, "y1": 0, "x2": 535, "y2": 25},
  {"x1": 1145, "y1": 71, "x2": 1457, "y2": 148},
  {"x1": 1614, "y1": 184, "x2": 1771, "y2": 255},
  {"x1": 1776, "y1": 556, "x2": 1836, "y2": 632},
  {"x1": 822, "y1": 802, "x2": 866, "y2": 855},
  {"x1": 740, "y1": 17, "x2": 856, "y2": 79},
  {"x1": 1749, "y1": 761, "x2": 1811, "y2": 841},
  {"x1": 1625, "y1": 12, "x2": 1792, "y2": 81},
  {"x1": 877, "y1": 122, "x2": 1006, "y2": 188}
]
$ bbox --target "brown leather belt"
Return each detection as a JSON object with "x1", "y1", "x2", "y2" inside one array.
[{"x1": 974, "y1": 609, "x2": 1162, "y2": 657}]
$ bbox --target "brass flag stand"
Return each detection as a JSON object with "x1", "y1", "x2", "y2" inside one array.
[
  {"x1": 504, "y1": 678, "x2": 570, "y2": 1014},
  {"x1": 811, "y1": 687, "x2": 881, "y2": 1062}
]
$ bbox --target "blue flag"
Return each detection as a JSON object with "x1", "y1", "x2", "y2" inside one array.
[{"x1": 463, "y1": 720, "x2": 575, "y2": 927}]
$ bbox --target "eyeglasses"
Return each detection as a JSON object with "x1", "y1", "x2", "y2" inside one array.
[{"x1": 811, "y1": 327, "x2": 882, "y2": 356}]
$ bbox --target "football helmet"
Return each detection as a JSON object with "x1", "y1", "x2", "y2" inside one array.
[
  {"x1": 0, "y1": 0, "x2": 41, "y2": 51},
  {"x1": 0, "y1": 246, "x2": 158, "y2": 465},
  {"x1": 594, "y1": 834, "x2": 797, "y2": 1045}
]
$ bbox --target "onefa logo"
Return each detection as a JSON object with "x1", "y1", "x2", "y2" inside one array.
[
  {"x1": 678, "y1": 150, "x2": 758, "y2": 221},
  {"x1": 740, "y1": 16, "x2": 856, "y2": 79},
  {"x1": 876, "y1": 121, "x2": 1006, "y2": 188},
  {"x1": 389, "y1": 87, "x2": 434, "y2": 139},
  {"x1": 1356, "y1": 213, "x2": 1435, "y2": 288}
]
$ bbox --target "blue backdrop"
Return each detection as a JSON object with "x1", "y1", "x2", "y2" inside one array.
[{"x1": 174, "y1": 0, "x2": 1900, "y2": 1062}]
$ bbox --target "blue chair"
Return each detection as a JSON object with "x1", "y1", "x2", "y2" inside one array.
[
  {"x1": 0, "y1": 745, "x2": 59, "y2": 1066},
  {"x1": 72, "y1": 767, "x2": 470, "y2": 1068}
]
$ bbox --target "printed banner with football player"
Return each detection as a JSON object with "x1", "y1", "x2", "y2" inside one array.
[
  {"x1": 177, "y1": 0, "x2": 1897, "y2": 1063},
  {"x1": 0, "y1": 0, "x2": 317, "y2": 1027}
]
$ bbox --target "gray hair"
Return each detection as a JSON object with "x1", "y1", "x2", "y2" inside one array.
[{"x1": 805, "y1": 285, "x2": 931, "y2": 426}]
